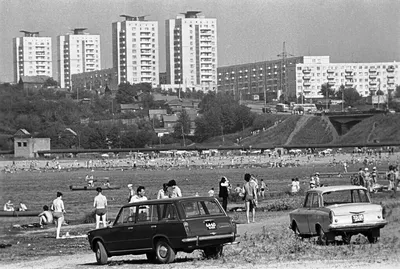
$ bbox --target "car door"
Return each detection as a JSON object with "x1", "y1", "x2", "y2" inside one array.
[
  {"x1": 307, "y1": 193, "x2": 321, "y2": 235},
  {"x1": 130, "y1": 203, "x2": 159, "y2": 251},
  {"x1": 104, "y1": 206, "x2": 137, "y2": 253},
  {"x1": 296, "y1": 193, "x2": 313, "y2": 234}
]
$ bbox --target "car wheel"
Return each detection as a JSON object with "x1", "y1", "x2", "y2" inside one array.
[
  {"x1": 146, "y1": 252, "x2": 157, "y2": 263},
  {"x1": 95, "y1": 241, "x2": 108, "y2": 265},
  {"x1": 342, "y1": 233, "x2": 352, "y2": 244},
  {"x1": 367, "y1": 233, "x2": 379, "y2": 243},
  {"x1": 317, "y1": 227, "x2": 329, "y2": 245},
  {"x1": 203, "y1": 245, "x2": 223, "y2": 259},
  {"x1": 292, "y1": 223, "x2": 303, "y2": 239},
  {"x1": 155, "y1": 239, "x2": 175, "y2": 264}
]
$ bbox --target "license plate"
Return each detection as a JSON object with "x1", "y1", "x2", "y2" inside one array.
[
  {"x1": 352, "y1": 214, "x2": 364, "y2": 223},
  {"x1": 205, "y1": 220, "x2": 216, "y2": 230}
]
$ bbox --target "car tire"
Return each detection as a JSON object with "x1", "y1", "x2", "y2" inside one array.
[
  {"x1": 292, "y1": 223, "x2": 303, "y2": 239},
  {"x1": 317, "y1": 227, "x2": 329, "y2": 245},
  {"x1": 203, "y1": 245, "x2": 223, "y2": 259},
  {"x1": 367, "y1": 232, "x2": 379, "y2": 243},
  {"x1": 342, "y1": 233, "x2": 352, "y2": 244},
  {"x1": 95, "y1": 241, "x2": 108, "y2": 265},
  {"x1": 146, "y1": 252, "x2": 157, "y2": 263},
  {"x1": 155, "y1": 239, "x2": 175, "y2": 264}
]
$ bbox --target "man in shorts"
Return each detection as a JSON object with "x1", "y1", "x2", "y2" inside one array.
[
  {"x1": 94, "y1": 187, "x2": 108, "y2": 229},
  {"x1": 38, "y1": 205, "x2": 53, "y2": 228},
  {"x1": 51, "y1": 192, "x2": 66, "y2": 239}
]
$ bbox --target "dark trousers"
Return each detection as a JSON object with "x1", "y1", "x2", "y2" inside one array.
[{"x1": 222, "y1": 197, "x2": 228, "y2": 212}]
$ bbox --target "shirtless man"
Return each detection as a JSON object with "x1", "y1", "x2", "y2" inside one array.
[
  {"x1": 51, "y1": 192, "x2": 66, "y2": 239},
  {"x1": 94, "y1": 187, "x2": 107, "y2": 229},
  {"x1": 38, "y1": 205, "x2": 53, "y2": 228}
]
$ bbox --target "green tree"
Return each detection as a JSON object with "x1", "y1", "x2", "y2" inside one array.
[
  {"x1": 43, "y1": 78, "x2": 58, "y2": 88},
  {"x1": 173, "y1": 110, "x2": 191, "y2": 138},
  {"x1": 394, "y1": 85, "x2": 400, "y2": 98},
  {"x1": 319, "y1": 83, "x2": 336, "y2": 98},
  {"x1": 115, "y1": 82, "x2": 137, "y2": 104}
]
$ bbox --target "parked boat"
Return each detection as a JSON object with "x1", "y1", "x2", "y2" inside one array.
[
  {"x1": 69, "y1": 185, "x2": 121, "y2": 191},
  {"x1": 0, "y1": 211, "x2": 41, "y2": 217}
]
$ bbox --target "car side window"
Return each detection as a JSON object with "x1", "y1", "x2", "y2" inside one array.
[
  {"x1": 304, "y1": 193, "x2": 313, "y2": 208},
  {"x1": 114, "y1": 206, "x2": 136, "y2": 226},
  {"x1": 311, "y1": 194, "x2": 320, "y2": 208},
  {"x1": 160, "y1": 203, "x2": 177, "y2": 220},
  {"x1": 136, "y1": 204, "x2": 159, "y2": 223}
]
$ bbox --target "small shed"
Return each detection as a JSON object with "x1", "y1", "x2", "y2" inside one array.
[{"x1": 14, "y1": 129, "x2": 50, "y2": 158}]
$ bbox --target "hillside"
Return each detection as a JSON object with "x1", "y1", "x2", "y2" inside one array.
[
  {"x1": 288, "y1": 116, "x2": 334, "y2": 145},
  {"x1": 336, "y1": 114, "x2": 400, "y2": 144}
]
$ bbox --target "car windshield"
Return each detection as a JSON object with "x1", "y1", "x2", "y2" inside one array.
[
  {"x1": 181, "y1": 200, "x2": 224, "y2": 218},
  {"x1": 322, "y1": 189, "x2": 370, "y2": 206}
]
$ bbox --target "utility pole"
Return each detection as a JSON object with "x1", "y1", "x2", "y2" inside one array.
[{"x1": 277, "y1": 42, "x2": 294, "y2": 102}]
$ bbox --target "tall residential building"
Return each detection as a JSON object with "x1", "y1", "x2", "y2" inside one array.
[
  {"x1": 112, "y1": 15, "x2": 159, "y2": 87},
  {"x1": 13, "y1": 31, "x2": 52, "y2": 83},
  {"x1": 57, "y1": 28, "x2": 101, "y2": 89},
  {"x1": 166, "y1": 11, "x2": 217, "y2": 92}
]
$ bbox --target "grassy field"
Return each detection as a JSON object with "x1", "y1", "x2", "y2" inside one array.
[{"x1": 1, "y1": 161, "x2": 400, "y2": 267}]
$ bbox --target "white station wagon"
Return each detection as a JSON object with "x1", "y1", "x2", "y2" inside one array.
[{"x1": 289, "y1": 185, "x2": 388, "y2": 244}]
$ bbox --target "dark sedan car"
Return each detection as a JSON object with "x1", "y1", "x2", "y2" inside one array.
[{"x1": 87, "y1": 196, "x2": 237, "y2": 264}]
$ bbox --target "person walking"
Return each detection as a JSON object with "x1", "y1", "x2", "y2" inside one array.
[
  {"x1": 51, "y1": 192, "x2": 66, "y2": 239},
  {"x1": 218, "y1": 176, "x2": 229, "y2": 212},
  {"x1": 94, "y1": 187, "x2": 107, "y2": 229},
  {"x1": 243, "y1": 173, "x2": 258, "y2": 224}
]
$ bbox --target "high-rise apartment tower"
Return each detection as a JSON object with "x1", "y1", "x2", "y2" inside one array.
[
  {"x1": 112, "y1": 15, "x2": 159, "y2": 87},
  {"x1": 57, "y1": 28, "x2": 101, "y2": 89},
  {"x1": 166, "y1": 11, "x2": 217, "y2": 92},
  {"x1": 13, "y1": 31, "x2": 52, "y2": 82}
]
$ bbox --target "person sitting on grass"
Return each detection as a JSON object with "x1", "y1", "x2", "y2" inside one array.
[
  {"x1": 3, "y1": 200, "x2": 14, "y2": 211},
  {"x1": 18, "y1": 202, "x2": 28, "y2": 211},
  {"x1": 38, "y1": 205, "x2": 53, "y2": 228}
]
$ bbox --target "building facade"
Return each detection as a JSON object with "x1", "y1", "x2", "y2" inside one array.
[
  {"x1": 71, "y1": 68, "x2": 119, "y2": 94},
  {"x1": 217, "y1": 56, "x2": 305, "y2": 101},
  {"x1": 166, "y1": 11, "x2": 217, "y2": 92},
  {"x1": 112, "y1": 15, "x2": 159, "y2": 87},
  {"x1": 57, "y1": 28, "x2": 101, "y2": 89},
  {"x1": 296, "y1": 58, "x2": 399, "y2": 99},
  {"x1": 13, "y1": 31, "x2": 52, "y2": 83}
]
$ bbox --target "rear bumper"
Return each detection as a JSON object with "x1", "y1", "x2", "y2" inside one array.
[
  {"x1": 182, "y1": 232, "x2": 235, "y2": 243},
  {"x1": 329, "y1": 220, "x2": 388, "y2": 232}
]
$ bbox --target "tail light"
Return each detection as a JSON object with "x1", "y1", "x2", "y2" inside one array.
[
  {"x1": 183, "y1": 221, "x2": 191, "y2": 235},
  {"x1": 329, "y1": 211, "x2": 333, "y2": 224},
  {"x1": 382, "y1": 207, "x2": 386, "y2": 219}
]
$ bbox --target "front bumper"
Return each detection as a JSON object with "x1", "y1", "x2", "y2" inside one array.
[{"x1": 329, "y1": 220, "x2": 388, "y2": 232}]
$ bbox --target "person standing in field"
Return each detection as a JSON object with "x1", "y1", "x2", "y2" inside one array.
[
  {"x1": 51, "y1": 192, "x2": 66, "y2": 239},
  {"x1": 129, "y1": 186, "x2": 148, "y2": 203},
  {"x1": 167, "y1": 180, "x2": 182, "y2": 198},
  {"x1": 127, "y1": 184, "x2": 135, "y2": 202},
  {"x1": 391, "y1": 165, "x2": 400, "y2": 198},
  {"x1": 259, "y1": 179, "x2": 267, "y2": 198},
  {"x1": 157, "y1": 183, "x2": 169, "y2": 199},
  {"x1": 219, "y1": 176, "x2": 229, "y2": 212},
  {"x1": 94, "y1": 187, "x2": 107, "y2": 229},
  {"x1": 243, "y1": 173, "x2": 258, "y2": 224}
]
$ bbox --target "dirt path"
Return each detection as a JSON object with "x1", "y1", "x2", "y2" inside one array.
[
  {"x1": 284, "y1": 116, "x2": 310, "y2": 145},
  {"x1": 4, "y1": 211, "x2": 399, "y2": 269}
]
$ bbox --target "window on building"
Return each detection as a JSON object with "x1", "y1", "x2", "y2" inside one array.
[{"x1": 17, "y1": 142, "x2": 22, "y2": 147}]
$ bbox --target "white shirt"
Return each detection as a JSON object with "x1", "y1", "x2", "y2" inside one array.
[{"x1": 130, "y1": 195, "x2": 148, "y2": 203}]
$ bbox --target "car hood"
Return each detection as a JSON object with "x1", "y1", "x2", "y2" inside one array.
[{"x1": 327, "y1": 203, "x2": 381, "y2": 216}]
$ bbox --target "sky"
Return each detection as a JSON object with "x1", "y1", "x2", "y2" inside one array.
[{"x1": 1, "y1": 0, "x2": 399, "y2": 83}]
